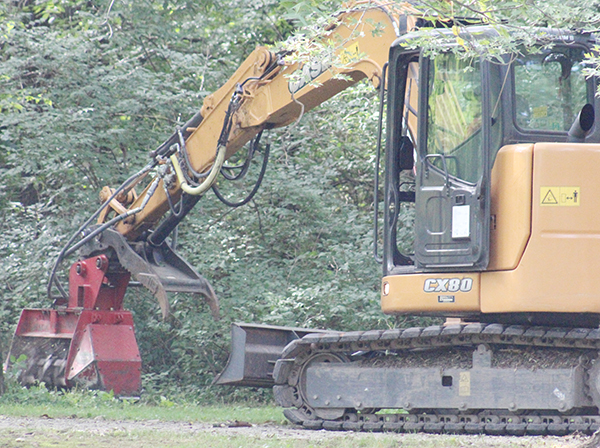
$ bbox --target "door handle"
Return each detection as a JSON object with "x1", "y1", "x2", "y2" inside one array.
[{"x1": 423, "y1": 153, "x2": 450, "y2": 192}]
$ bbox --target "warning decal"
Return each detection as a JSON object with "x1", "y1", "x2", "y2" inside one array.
[
  {"x1": 459, "y1": 372, "x2": 471, "y2": 397},
  {"x1": 340, "y1": 42, "x2": 360, "y2": 65},
  {"x1": 541, "y1": 188, "x2": 558, "y2": 205},
  {"x1": 540, "y1": 187, "x2": 580, "y2": 206}
]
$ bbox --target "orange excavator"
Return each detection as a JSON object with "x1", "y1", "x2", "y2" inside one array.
[{"x1": 8, "y1": 0, "x2": 600, "y2": 435}]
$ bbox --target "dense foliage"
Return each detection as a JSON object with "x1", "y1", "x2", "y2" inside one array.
[{"x1": 2, "y1": 0, "x2": 600, "y2": 401}]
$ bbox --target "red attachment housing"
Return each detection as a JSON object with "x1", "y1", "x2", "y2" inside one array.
[
  {"x1": 10, "y1": 255, "x2": 141, "y2": 396},
  {"x1": 68, "y1": 255, "x2": 130, "y2": 310}
]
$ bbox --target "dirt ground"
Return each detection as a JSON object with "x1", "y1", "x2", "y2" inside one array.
[{"x1": 0, "y1": 415, "x2": 597, "y2": 448}]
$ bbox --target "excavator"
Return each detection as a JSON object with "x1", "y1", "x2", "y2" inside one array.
[{"x1": 7, "y1": 0, "x2": 600, "y2": 435}]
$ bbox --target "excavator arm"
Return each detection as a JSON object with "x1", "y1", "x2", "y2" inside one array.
[
  {"x1": 110, "y1": 1, "x2": 416, "y2": 241},
  {"x1": 75, "y1": 0, "x2": 419, "y2": 319}
]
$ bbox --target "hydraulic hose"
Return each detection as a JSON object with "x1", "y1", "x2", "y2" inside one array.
[
  {"x1": 170, "y1": 144, "x2": 226, "y2": 195},
  {"x1": 170, "y1": 83, "x2": 244, "y2": 195},
  {"x1": 212, "y1": 142, "x2": 270, "y2": 208},
  {"x1": 47, "y1": 160, "x2": 157, "y2": 300},
  {"x1": 63, "y1": 175, "x2": 162, "y2": 258}
]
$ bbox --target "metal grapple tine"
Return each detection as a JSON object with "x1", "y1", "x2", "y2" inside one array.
[{"x1": 80, "y1": 228, "x2": 219, "y2": 320}]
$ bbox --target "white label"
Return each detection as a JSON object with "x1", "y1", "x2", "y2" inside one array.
[{"x1": 452, "y1": 205, "x2": 470, "y2": 239}]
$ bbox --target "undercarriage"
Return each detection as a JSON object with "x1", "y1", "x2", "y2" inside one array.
[{"x1": 269, "y1": 323, "x2": 600, "y2": 435}]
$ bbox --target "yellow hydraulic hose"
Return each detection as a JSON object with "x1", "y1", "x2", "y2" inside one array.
[{"x1": 169, "y1": 145, "x2": 226, "y2": 195}]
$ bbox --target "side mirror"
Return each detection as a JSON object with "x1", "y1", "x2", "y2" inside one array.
[{"x1": 398, "y1": 136, "x2": 414, "y2": 171}]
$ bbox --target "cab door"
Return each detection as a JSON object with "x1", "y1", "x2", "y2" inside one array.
[{"x1": 414, "y1": 53, "x2": 491, "y2": 270}]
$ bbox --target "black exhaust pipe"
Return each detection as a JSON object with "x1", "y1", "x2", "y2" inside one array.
[{"x1": 567, "y1": 103, "x2": 595, "y2": 143}]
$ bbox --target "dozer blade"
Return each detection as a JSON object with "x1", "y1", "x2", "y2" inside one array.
[{"x1": 214, "y1": 323, "x2": 327, "y2": 387}]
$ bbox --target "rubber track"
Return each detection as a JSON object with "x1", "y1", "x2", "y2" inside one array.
[{"x1": 273, "y1": 323, "x2": 600, "y2": 435}]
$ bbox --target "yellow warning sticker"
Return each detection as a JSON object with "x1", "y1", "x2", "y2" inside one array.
[
  {"x1": 340, "y1": 42, "x2": 360, "y2": 65},
  {"x1": 459, "y1": 372, "x2": 471, "y2": 397},
  {"x1": 540, "y1": 187, "x2": 580, "y2": 206}
]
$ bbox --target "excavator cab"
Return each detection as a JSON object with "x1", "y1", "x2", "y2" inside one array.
[{"x1": 382, "y1": 28, "x2": 600, "y2": 324}]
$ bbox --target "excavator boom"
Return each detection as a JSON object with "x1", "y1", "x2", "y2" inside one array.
[{"x1": 113, "y1": 2, "x2": 416, "y2": 240}]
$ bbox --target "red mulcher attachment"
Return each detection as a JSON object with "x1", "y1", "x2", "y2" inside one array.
[
  {"x1": 7, "y1": 225, "x2": 218, "y2": 395},
  {"x1": 6, "y1": 254, "x2": 141, "y2": 396}
]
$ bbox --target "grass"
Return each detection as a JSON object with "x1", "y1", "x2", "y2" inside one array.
[
  {"x1": 0, "y1": 382, "x2": 284, "y2": 423},
  {"x1": 0, "y1": 400, "x2": 285, "y2": 424},
  {"x1": 0, "y1": 424, "x2": 585, "y2": 448},
  {"x1": 0, "y1": 429, "x2": 474, "y2": 448}
]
